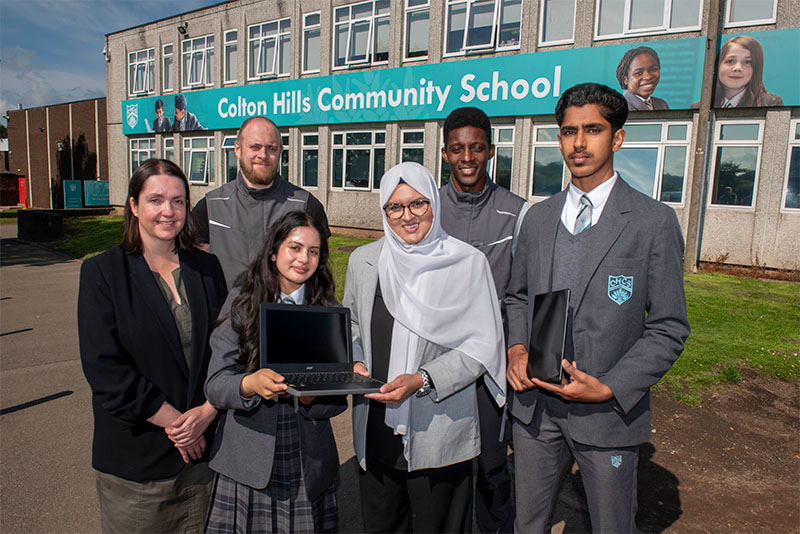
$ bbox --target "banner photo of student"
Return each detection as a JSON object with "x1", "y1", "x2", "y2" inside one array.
[
  {"x1": 707, "y1": 28, "x2": 799, "y2": 109},
  {"x1": 122, "y1": 36, "x2": 705, "y2": 135}
]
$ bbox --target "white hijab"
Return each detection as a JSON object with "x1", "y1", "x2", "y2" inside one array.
[{"x1": 377, "y1": 162, "x2": 506, "y2": 440}]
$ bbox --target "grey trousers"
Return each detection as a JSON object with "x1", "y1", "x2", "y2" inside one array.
[
  {"x1": 512, "y1": 394, "x2": 639, "y2": 533},
  {"x1": 95, "y1": 461, "x2": 213, "y2": 533}
]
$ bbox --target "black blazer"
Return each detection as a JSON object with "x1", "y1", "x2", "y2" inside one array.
[{"x1": 78, "y1": 246, "x2": 227, "y2": 482}]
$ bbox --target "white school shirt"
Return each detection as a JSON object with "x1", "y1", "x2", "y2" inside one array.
[
  {"x1": 280, "y1": 284, "x2": 306, "y2": 305},
  {"x1": 559, "y1": 173, "x2": 618, "y2": 235}
]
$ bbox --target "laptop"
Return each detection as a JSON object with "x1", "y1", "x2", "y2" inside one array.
[
  {"x1": 259, "y1": 302, "x2": 385, "y2": 396},
  {"x1": 527, "y1": 288, "x2": 571, "y2": 384}
]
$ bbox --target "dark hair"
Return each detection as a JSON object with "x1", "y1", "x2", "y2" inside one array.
[
  {"x1": 615, "y1": 47, "x2": 660, "y2": 90},
  {"x1": 714, "y1": 36, "x2": 767, "y2": 108},
  {"x1": 236, "y1": 116, "x2": 282, "y2": 146},
  {"x1": 122, "y1": 158, "x2": 197, "y2": 255},
  {"x1": 155, "y1": 99, "x2": 164, "y2": 111},
  {"x1": 555, "y1": 83, "x2": 628, "y2": 132},
  {"x1": 443, "y1": 107, "x2": 492, "y2": 147},
  {"x1": 228, "y1": 211, "x2": 335, "y2": 371}
]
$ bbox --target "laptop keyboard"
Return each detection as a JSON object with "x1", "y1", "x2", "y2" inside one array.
[{"x1": 283, "y1": 371, "x2": 375, "y2": 385}]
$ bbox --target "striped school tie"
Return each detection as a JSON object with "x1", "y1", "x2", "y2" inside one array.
[{"x1": 574, "y1": 194, "x2": 593, "y2": 234}]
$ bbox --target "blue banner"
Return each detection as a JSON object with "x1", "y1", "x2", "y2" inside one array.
[
  {"x1": 123, "y1": 36, "x2": 707, "y2": 135},
  {"x1": 84, "y1": 181, "x2": 110, "y2": 206},
  {"x1": 63, "y1": 180, "x2": 83, "y2": 209}
]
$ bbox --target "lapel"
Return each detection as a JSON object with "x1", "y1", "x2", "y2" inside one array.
[
  {"x1": 179, "y1": 251, "x2": 210, "y2": 403},
  {"x1": 359, "y1": 240, "x2": 382, "y2": 366},
  {"x1": 129, "y1": 253, "x2": 191, "y2": 380},
  {"x1": 539, "y1": 191, "x2": 568, "y2": 292},
  {"x1": 573, "y1": 178, "x2": 632, "y2": 317}
]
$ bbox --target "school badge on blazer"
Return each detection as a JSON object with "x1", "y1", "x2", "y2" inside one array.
[{"x1": 608, "y1": 275, "x2": 633, "y2": 305}]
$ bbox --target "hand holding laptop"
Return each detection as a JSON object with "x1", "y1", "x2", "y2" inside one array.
[{"x1": 240, "y1": 368, "x2": 288, "y2": 401}]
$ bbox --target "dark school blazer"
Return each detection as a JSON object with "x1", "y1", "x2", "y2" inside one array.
[{"x1": 78, "y1": 246, "x2": 227, "y2": 482}]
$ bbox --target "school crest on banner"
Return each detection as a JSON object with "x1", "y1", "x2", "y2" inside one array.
[
  {"x1": 126, "y1": 104, "x2": 139, "y2": 129},
  {"x1": 608, "y1": 275, "x2": 633, "y2": 306}
]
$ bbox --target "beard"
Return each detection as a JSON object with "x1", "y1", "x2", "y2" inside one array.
[{"x1": 240, "y1": 158, "x2": 278, "y2": 186}]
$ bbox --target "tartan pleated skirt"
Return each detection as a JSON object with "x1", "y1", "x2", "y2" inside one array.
[{"x1": 205, "y1": 400, "x2": 337, "y2": 533}]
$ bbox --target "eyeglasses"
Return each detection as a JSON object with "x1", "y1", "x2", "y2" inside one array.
[{"x1": 383, "y1": 198, "x2": 430, "y2": 219}]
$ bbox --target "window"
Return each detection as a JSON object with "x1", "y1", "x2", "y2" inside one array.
[
  {"x1": 530, "y1": 125, "x2": 565, "y2": 197},
  {"x1": 182, "y1": 35, "x2": 214, "y2": 88},
  {"x1": 164, "y1": 137, "x2": 175, "y2": 162},
  {"x1": 539, "y1": 0, "x2": 576, "y2": 46},
  {"x1": 163, "y1": 44, "x2": 174, "y2": 92},
  {"x1": 725, "y1": 0, "x2": 777, "y2": 27},
  {"x1": 441, "y1": 125, "x2": 514, "y2": 189},
  {"x1": 405, "y1": 0, "x2": 430, "y2": 60},
  {"x1": 781, "y1": 120, "x2": 800, "y2": 210},
  {"x1": 595, "y1": 0, "x2": 701, "y2": 40},
  {"x1": 249, "y1": 19, "x2": 291, "y2": 79},
  {"x1": 303, "y1": 13, "x2": 321, "y2": 73},
  {"x1": 302, "y1": 134, "x2": 320, "y2": 187},
  {"x1": 401, "y1": 130, "x2": 425, "y2": 164},
  {"x1": 183, "y1": 137, "x2": 215, "y2": 185},
  {"x1": 708, "y1": 120, "x2": 763, "y2": 208},
  {"x1": 222, "y1": 136, "x2": 238, "y2": 183},
  {"x1": 333, "y1": 1, "x2": 390, "y2": 68},
  {"x1": 331, "y1": 130, "x2": 386, "y2": 190},
  {"x1": 614, "y1": 122, "x2": 691, "y2": 203},
  {"x1": 128, "y1": 48, "x2": 154, "y2": 96},
  {"x1": 444, "y1": 0, "x2": 521, "y2": 56},
  {"x1": 280, "y1": 133, "x2": 290, "y2": 179},
  {"x1": 130, "y1": 138, "x2": 155, "y2": 175},
  {"x1": 224, "y1": 30, "x2": 238, "y2": 83}
]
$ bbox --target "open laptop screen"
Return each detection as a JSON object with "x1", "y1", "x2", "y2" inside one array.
[{"x1": 259, "y1": 303, "x2": 352, "y2": 371}]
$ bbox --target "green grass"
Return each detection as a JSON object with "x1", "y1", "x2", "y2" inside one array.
[
  {"x1": 328, "y1": 234, "x2": 374, "y2": 302},
  {"x1": 656, "y1": 271, "x2": 800, "y2": 404},
  {"x1": 49, "y1": 216, "x2": 124, "y2": 260},
  {"x1": 0, "y1": 209, "x2": 19, "y2": 220}
]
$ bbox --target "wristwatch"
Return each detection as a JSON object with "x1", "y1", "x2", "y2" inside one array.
[{"x1": 416, "y1": 369, "x2": 433, "y2": 397}]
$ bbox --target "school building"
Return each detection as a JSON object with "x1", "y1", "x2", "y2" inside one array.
[{"x1": 105, "y1": 0, "x2": 799, "y2": 269}]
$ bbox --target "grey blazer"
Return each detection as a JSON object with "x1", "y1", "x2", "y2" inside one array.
[
  {"x1": 204, "y1": 288, "x2": 347, "y2": 498},
  {"x1": 343, "y1": 239, "x2": 486, "y2": 472},
  {"x1": 624, "y1": 90, "x2": 669, "y2": 111},
  {"x1": 506, "y1": 178, "x2": 690, "y2": 448}
]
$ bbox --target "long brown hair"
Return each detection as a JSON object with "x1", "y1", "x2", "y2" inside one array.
[
  {"x1": 714, "y1": 36, "x2": 767, "y2": 108},
  {"x1": 228, "y1": 211, "x2": 336, "y2": 371},
  {"x1": 121, "y1": 158, "x2": 197, "y2": 255}
]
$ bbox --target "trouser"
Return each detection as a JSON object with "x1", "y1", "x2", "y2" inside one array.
[
  {"x1": 95, "y1": 461, "x2": 213, "y2": 534},
  {"x1": 359, "y1": 454, "x2": 473, "y2": 533},
  {"x1": 475, "y1": 377, "x2": 515, "y2": 533},
  {"x1": 512, "y1": 394, "x2": 639, "y2": 533}
]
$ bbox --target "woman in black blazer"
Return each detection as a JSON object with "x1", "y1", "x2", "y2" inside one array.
[{"x1": 78, "y1": 159, "x2": 227, "y2": 533}]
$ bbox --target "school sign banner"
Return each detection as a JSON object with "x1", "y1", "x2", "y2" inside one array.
[{"x1": 123, "y1": 37, "x2": 709, "y2": 135}]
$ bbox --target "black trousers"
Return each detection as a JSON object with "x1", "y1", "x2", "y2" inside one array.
[{"x1": 359, "y1": 455, "x2": 473, "y2": 533}]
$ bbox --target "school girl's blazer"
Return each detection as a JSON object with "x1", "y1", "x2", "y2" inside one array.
[
  {"x1": 205, "y1": 287, "x2": 347, "y2": 499},
  {"x1": 78, "y1": 246, "x2": 227, "y2": 482}
]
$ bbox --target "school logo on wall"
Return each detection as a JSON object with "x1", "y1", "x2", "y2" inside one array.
[
  {"x1": 126, "y1": 104, "x2": 139, "y2": 129},
  {"x1": 608, "y1": 275, "x2": 633, "y2": 306}
]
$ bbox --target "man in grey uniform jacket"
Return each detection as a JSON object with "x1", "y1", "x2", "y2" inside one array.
[
  {"x1": 439, "y1": 107, "x2": 528, "y2": 534},
  {"x1": 506, "y1": 84, "x2": 689, "y2": 533},
  {"x1": 192, "y1": 116, "x2": 329, "y2": 287}
]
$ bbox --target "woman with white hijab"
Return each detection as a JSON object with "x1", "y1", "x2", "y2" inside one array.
[{"x1": 343, "y1": 162, "x2": 506, "y2": 533}]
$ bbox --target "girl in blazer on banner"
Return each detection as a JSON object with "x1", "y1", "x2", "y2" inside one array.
[
  {"x1": 204, "y1": 211, "x2": 346, "y2": 534},
  {"x1": 78, "y1": 159, "x2": 227, "y2": 533}
]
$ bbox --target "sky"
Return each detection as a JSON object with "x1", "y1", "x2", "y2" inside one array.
[{"x1": 0, "y1": 0, "x2": 223, "y2": 125}]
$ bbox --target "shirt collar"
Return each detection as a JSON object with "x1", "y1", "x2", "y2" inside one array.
[
  {"x1": 723, "y1": 90, "x2": 746, "y2": 108},
  {"x1": 280, "y1": 285, "x2": 305, "y2": 305},
  {"x1": 567, "y1": 172, "x2": 618, "y2": 211}
]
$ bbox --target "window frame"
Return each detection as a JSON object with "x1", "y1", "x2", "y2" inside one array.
[
  {"x1": 707, "y1": 119, "x2": 765, "y2": 209},
  {"x1": 130, "y1": 137, "x2": 156, "y2": 176},
  {"x1": 724, "y1": 0, "x2": 778, "y2": 28},
  {"x1": 333, "y1": 0, "x2": 391, "y2": 69},
  {"x1": 302, "y1": 133, "x2": 320, "y2": 188},
  {"x1": 404, "y1": 0, "x2": 430, "y2": 62},
  {"x1": 443, "y1": 0, "x2": 522, "y2": 57},
  {"x1": 538, "y1": 0, "x2": 576, "y2": 47},
  {"x1": 593, "y1": 0, "x2": 702, "y2": 41},
  {"x1": 182, "y1": 34, "x2": 215, "y2": 89},
  {"x1": 280, "y1": 132, "x2": 290, "y2": 179},
  {"x1": 330, "y1": 129, "x2": 387, "y2": 191},
  {"x1": 222, "y1": 135, "x2": 238, "y2": 183},
  {"x1": 248, "y1": 18, "x2": 292, "y2": 80},
  {"x1": 302, "y1": 12, "x2": 322, "y2": 74},
  {"x1": 401, "y1": 128, "x2": 426, "y2": 165},
  {"x1": 162, "y1": 44, "x2": 174, "y2": 93},
  {"x1": 224, "y1": 29, "x2": 238, "y2": 84},
  {"x1": 163, "y1": 137, "x2": 175, "y2": 162},
  {"x1": 183, "y1": 136, "x2": 215, "y2": 185},
  {"x1": 780, "y1": 119, "x2": 800, "y2": 212},
  {"x1": 128, "y1": 47, "x2": 155, "y2": 97},
  {"x1": 529, "y1": 124, "x2": 567, "y2": 198}
]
